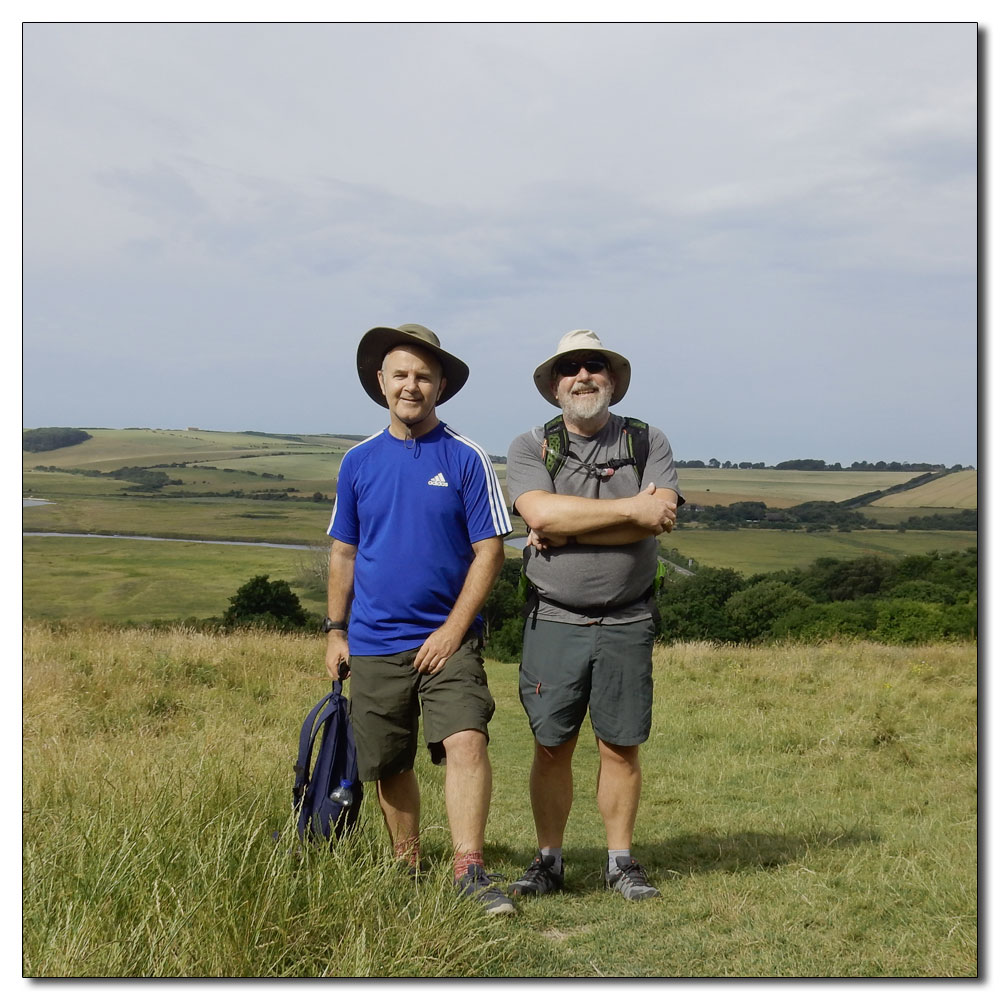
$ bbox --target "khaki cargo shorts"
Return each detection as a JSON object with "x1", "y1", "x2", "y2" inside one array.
[{"x1": 347, "y1": 632, "x2": 496, "y2": 781}]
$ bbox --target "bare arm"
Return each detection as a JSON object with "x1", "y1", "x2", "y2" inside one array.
[
  {"x1": 575, "y1": 488, "x2": 678, "y2": 545},
  {"x1": 517, "y1": 483, "x2": 677, "y2": 549},
  {"x1": 413, "y1": 535, "x2": 506, "y2": 674},
  {"x1": 324, "y1": 539, "x2": 356, "y2": 680}
]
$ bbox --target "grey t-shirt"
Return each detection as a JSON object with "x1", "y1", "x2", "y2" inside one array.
[{"x1": 506, "y1": 413, "x2": 683, "y2": 625}]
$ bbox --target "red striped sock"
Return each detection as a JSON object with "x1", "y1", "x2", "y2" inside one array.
[
  {"x1": 394, "y1": 836, "x2": 420, "y2": 869},
  {"x1": 453, "y1": 849, "x2": 485, "y2": 881}
]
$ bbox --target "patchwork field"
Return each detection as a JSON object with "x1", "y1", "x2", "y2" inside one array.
[
  {"x1": 868, "y1": 469, "x2": 978, "y2": 509},
  {"x1": 665, "y1": 528, "x2": 976, "y2": 577}
]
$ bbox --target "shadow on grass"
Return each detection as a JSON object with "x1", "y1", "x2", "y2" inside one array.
[{"x1": 486, "y1": 828, "x2": 881, "y2": 885}]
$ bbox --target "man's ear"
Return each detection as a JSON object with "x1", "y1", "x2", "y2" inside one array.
[
  {"x1": 377, "y1": 369, "x2": 388, "y2": 399},
  {"x1": 437, "y1": 375, "x2": 447, "y2": 401}
]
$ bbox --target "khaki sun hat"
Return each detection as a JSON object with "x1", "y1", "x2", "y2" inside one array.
[
  {"x1": 532, "y1": 329, "x2": 631, "y2": 407},
  {"x1": 356, "y1": 323, "x2": 470, "y2": 408}
]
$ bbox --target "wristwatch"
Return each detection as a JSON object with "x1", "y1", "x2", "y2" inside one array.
[{"x1": 321, "y1": 617, "x2": 348, "y2": 633}]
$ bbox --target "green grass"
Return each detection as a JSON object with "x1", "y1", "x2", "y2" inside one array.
[
  {"x1": 22, "y1": 495, "x2": 333, "y2": 545},
  {"x1": 678, "y1": 469, "x2": 921, "y2": 507},
  {"x1": 22, "y1": 427, "x2": 357, "y2": 473},
  {"x1": 22, "y1": 537, "x2": 329, "y2": 622},
  {"x1": 23, "y1": 626, "x2": 976, "y2": 977},
  {"x1": 666, "y1": 528, "x2": 977, "y2": 576},
  {"x1": 868, "y1": 469, "x2": 977, "y2": 509}
]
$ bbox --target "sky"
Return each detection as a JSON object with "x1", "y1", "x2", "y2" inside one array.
[{"x1": 21, "y1": 18, "x2": 979, "y2": 467}]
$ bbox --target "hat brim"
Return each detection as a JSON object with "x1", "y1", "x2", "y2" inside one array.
[
  {"x1": 357, "y1": 327, "x2": 470, "y2": 408},
  {"x1": 532, "y1": 349, "x2": 631, "y2": 407}
]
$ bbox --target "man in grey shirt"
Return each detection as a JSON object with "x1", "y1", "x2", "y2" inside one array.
[{"x1": 505, "y1": 329, "x2": 682, "y2": 901}]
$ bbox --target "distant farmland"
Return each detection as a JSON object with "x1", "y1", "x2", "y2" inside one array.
[{"x1": 868, "y1": 469, "x2": 977, "y2": 509}]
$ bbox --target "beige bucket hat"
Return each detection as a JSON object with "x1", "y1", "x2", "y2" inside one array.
[
  {"x1": 356, "y1": 323, "x2": 470, "y2": 408},
  {"x1": 533, "y1": 329, "x2": 631, "y2": 407}
]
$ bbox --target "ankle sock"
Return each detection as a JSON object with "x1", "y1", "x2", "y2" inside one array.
[
  {"x1": 539, "y1": 847, "x2": 563, "y2": 873},
  {"x1": 394, "y1": 836, "x2": 420, "y2": 869},
  {"x1": 453, "y1": 849, "x2": 485, "y2": 881},
  {"x1": 608, "y1": 849, "x2": 631, "y2": 872}
]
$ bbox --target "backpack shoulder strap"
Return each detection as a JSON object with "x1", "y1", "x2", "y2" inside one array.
[
  {"x1": 541, "y1": 416, "x2": 570, "y2": 480},
  {"x1": 621, "y1": 417, "x2": 650, "y2": 485},
  {"x1": 293, "y1": 687, "x2": 336, "y2": 797}
]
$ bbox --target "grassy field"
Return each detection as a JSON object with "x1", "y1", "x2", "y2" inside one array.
[
  {"x1": 22, "y1": 624, "x2": 977, "y2": 977},
  {"x1": 868, "y1": 469, "x2": 978, "y2": 509},
  {"x1": 22, "y1": 536, "x2": 329, "y2": 623},
  {"x1": 22, "y1": 494, "x2": 334, "y2": 545},
  {"x1": 675, "y1": 469, "x2": 921, "y2": 508},
  {"x1": 665, "y1": 528, "x2": 976, "y2": 577}
]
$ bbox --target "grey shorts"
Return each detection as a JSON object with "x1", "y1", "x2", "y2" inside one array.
[
  {"x1": 518, "y1": 618, "x2": 655, "y2": 747},
  {"x1": 348, "y1": 633, "x2": 495, "y2": 781}
]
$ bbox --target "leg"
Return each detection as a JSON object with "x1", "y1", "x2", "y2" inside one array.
[
  {"x1": 441, "y1": 728, "x2": 491, "y2": 855},
  {"x1": 530, "y1": 733, "x2": 579, "y2": 849},
  {"x1": 596, "y1": 739, "x2": 641, "y2": 850},
  {"x1": 376, "y1": 768, "x2": 420, "y2": 861}
]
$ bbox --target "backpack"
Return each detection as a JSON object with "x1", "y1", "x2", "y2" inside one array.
[
  {"x1": 540, "y1": 414, "x2": 650, "y2": 484},
  {"x1": 291, "y1": 679, "x2": 363, "y2": 842}
]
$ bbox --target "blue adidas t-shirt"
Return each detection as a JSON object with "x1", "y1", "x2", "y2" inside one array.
[{"x1": 328, "y1": 422, "x2": 511, "y2": 655}]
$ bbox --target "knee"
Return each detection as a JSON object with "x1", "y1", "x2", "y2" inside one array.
[
  {"x1": 442, "y1": 729, "x2": 487, "y2": 767},
  {"x1": 598, "y1": 740, "x2": 640, "y2": 770}
]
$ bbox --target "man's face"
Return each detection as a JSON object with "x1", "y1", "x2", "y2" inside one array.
[
  {"x1": 552, "y1": 354, "x2": 615, "y2": 423},
  {"x1": 378, "y1": 345, "x2": 446, "y2": 426}
]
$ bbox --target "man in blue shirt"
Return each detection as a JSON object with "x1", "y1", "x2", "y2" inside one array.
[{"x1": 325, "y1": 323, "x2": 514, "y2": 915}]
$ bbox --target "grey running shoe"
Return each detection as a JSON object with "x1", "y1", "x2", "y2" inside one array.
[
  {"x1": 603, "y1": 857, "x2": 661, "y2": 900},
  {"x1": 456, "y1": 863, "x2": 516, "y2": 915},
  {"x1": 508, "y1": 855, "x2": 565, "y2": 897}
]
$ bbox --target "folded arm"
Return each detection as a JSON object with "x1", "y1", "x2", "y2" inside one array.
[{"x1": 517, "y1": 483, "x2": 678, "y2": 549}]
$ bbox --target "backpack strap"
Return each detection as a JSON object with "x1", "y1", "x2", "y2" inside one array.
[
  {"x1": 621, "y1": 417, "x2": 650, "y2": 485},
  {"x1": 541, "y1": 416, "x2": 571, "y2": 479},
  {"x1": 292, "y1": 685, "x2": 338, "y2": 801}
]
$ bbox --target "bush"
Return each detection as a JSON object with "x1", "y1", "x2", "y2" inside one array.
[
  {"x1": 872, "y1": 599, "x2": 948, "y2": 644},
  {"x1": 22, "y1": 427, "x2": 92, "y2": 452},
  {"x1": 769, "y1": 600, "x2": 878, "y2": 641},
  {"x1": 222, "y1": 575, "x2": 308, "y2": 630},
  {"x1": 724, "y1": 581, "x2": 814, "y2": 641}
]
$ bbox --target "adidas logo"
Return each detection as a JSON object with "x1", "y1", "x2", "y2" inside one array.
[{"x1": 427, "y1": 472, "x2": 449, "y2": 487}]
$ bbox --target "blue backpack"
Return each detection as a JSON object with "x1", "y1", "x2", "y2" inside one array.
[{"x1": 292, "y1": 679, "x2": 363, "y2": 842}]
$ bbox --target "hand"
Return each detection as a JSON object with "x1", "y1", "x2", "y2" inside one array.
[
  {"x1": 413, "y1": 624, "x2": 464, "y2": 674},
  {"x1": 629, "y1": 483, "x2": 677, "y2": 535},
  {"x1": 527, "y1": 527, "x2": 569, "y2": 551},
  {"x1": 325, "y1": 632, "x2": 350, "y2": 680}
]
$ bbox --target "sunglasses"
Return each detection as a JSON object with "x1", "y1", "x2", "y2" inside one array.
[{"x1": 554, "y1": 357, "x2": 608, "y2": 377}]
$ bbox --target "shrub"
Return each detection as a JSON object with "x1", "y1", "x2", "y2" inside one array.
[
  {"x1": 222, "y1": 575, "x2": 308, "y2": 630},
  {"x1": 724, "y1": 581, "x2": 814, "y2": 641},
  {"x1": 22, "y1": 427, "x2": 92, "y2": 452}
]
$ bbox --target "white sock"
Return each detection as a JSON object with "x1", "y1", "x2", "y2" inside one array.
[{"x1": 608, "y1": 849, "x2": 631, "y2": 872}]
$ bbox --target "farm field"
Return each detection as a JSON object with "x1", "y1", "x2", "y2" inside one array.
[
  {"x1": 868, "y1": 468, "x2": 977, "y2": 509},
  {"x1": 22, "y1": 493, "x2": 334, "y2": 545},
  {"x1": 23, "y1": 427, "x2": 358, "y2": 474},
  {"x1": 666, "y1": 528, "x2": 977, "y2": 577},
  {"x1": 23, "y1": 625, "x2": 976, "y2": 977},
  {"x1": 22, "y1": 536, "x2": 328, "y2": 623},
  {"x1": 676, "y1": 468, "x2": 921, "y2": 507}
]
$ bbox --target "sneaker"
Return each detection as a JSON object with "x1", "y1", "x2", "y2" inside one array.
[
  {"x1": 508, "y1": 855, "x2": 565, "y2": 897},
  {"x1": 456, "y1": 863, "x2": 516, "y2": 916},
  {"x1": 603, "y1": 857, "x2": 661, "y2": 900}
]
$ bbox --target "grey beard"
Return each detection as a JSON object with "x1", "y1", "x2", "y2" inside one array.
[{"x1": 560, "y1": 385, "x2": 612, "y2": 423}]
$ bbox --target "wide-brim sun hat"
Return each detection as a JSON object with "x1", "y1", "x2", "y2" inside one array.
[
  {"x1": 532, "y1": 329, "x2": 631, "y2": 407},
  {"x1": 356, "y1": 323, "x2": 470, "y2": 408}
]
